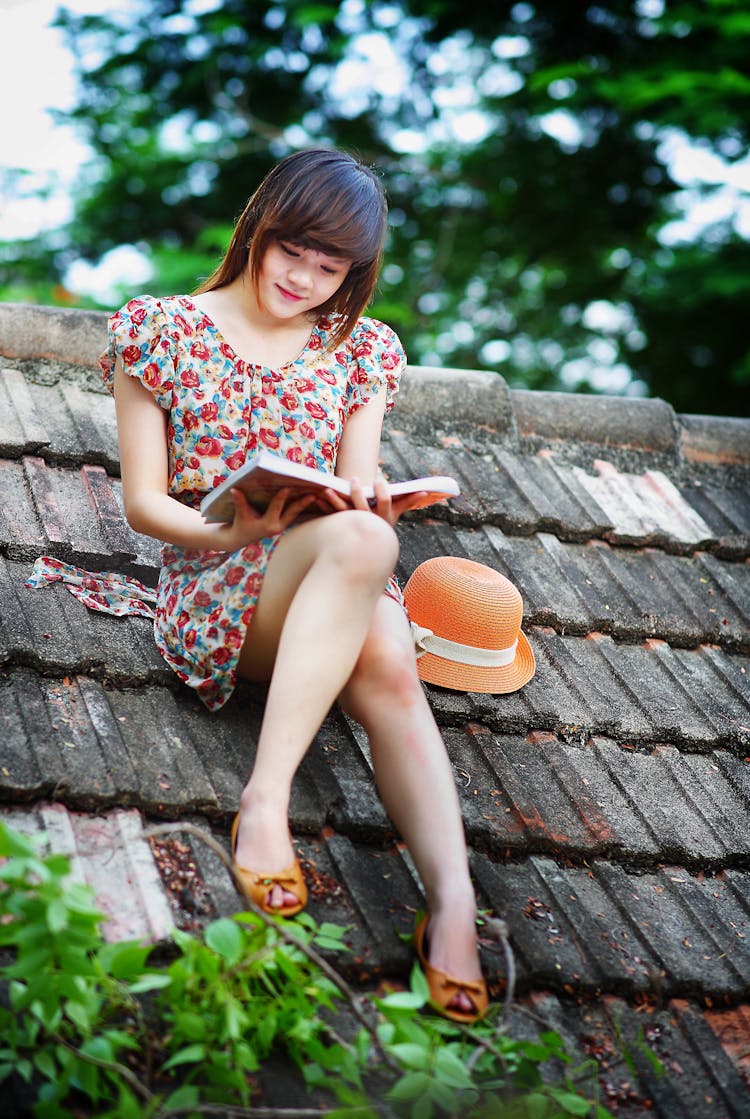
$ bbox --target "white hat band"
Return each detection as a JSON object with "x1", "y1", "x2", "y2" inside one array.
[{"x1": 411, "y1": 622, "x2": 518, "y2": 668}]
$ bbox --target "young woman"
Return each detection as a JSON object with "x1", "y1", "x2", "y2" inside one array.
[{"x1": 101, "y1": 148, "x2": 487, "y2": 1022}]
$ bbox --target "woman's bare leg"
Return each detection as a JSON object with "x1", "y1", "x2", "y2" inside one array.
[
  {"x1": 233, "y1": 510, "x2": 399, "y2": 907},
  {"x1": 339, "y1": 596, "x2": 482, "y2": 1013}
]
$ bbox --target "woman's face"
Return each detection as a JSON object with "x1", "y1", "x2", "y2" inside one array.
[{"x1": 256, "y1": 239, "x2": 351, "y2": 321}]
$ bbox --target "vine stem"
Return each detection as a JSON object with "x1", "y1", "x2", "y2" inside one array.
[
  {"x1": 466, "y1": 915, "x2": 518, "y2": 1074},
  {"x1": 54, "y1": 1035, "x2": 154, "y2": 1104}
]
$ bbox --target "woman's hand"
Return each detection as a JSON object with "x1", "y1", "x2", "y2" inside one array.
[
  {"x1": 211, "y1": 487, "x2": 318, "y2": 550},
  {"x1": 323, "y1": 476, "x2": 436, "y2": 527}
]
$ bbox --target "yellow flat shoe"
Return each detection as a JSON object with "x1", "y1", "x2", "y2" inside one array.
[
  {"x1": 230, "y1": 814, "x2": 308, "y2": 918},
  {"x1": 414, "y1": 915, "x2": 488, "y2": 1024}
]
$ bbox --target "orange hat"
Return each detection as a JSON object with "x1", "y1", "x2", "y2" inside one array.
[{"x1": 403, "y1": 557, "x2": 535, "y2": 694}]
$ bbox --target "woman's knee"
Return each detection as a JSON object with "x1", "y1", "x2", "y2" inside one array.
[
  {"x1": 319, "y1": 510, "x2": 399, "y2": 581},
  {"x1": 350, "y1": 619, "x2": 421, "y2": 700}
]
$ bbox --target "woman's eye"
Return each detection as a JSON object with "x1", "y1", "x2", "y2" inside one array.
[{"x1": 280, "y1": 243, "x2": 300, "y2": 257}]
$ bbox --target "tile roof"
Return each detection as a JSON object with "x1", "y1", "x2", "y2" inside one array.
[{"x1": 1, "y1": 302, "x2": 749, "y2": 1116}]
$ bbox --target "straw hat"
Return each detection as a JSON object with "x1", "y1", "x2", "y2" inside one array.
[{"x1": 403, "y1": 557, "x2": 535, "y2": 694}]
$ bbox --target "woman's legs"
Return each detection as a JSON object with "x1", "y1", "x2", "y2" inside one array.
[
  {"x1": 233, "y1": 510, "x2": 399, "y2": 907},
  {"x1": 338, "y1": 596, "x2": 482, "y2": 1013}
]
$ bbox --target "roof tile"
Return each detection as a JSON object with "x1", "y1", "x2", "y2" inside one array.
[{"x1": 2, "y1": 802, "x2": 174, "y2": 943}]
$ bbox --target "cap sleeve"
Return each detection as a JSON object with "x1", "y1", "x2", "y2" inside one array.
[
  {"x1": 99, "y1": 296, "x2": 175, "y2": 410},
  {"x1": 345, "y1": 318, "x2": 405, "y2": 418}
]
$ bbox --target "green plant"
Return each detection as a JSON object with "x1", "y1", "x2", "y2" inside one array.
[{"x1": 0, "y1": 820, "x2": 614, "y2": 1118}]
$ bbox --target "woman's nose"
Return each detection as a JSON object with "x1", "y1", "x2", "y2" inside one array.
[{"x1": 287, "y1": 261, "x2": 312, "y2": 289}]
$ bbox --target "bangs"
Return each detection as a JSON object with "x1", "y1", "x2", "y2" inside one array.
[
  {"x1": 267, "y1": 212, "x2": 383, "y2": 267},
  {"x1": 260, "y1": 155, "x2": 387, "y2": 267}
]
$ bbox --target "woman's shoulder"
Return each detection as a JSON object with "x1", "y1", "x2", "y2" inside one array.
[
  {"x1": 315, "y1": 313, "x2": 404, "y2": 359},
  {"x1": 110, "y1": 293, "x2": 200, "y2": 331},
  {"x1": 346, "y1": 316, "x2": 406, "y2": 371}
]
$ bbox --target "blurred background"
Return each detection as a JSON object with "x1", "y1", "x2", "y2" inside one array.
[{"x1": 2, "y1": 0, "x2": 749, "y2": 416}]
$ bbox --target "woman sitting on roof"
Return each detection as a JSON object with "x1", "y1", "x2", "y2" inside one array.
[{"x1": 101, "y1": 148, "x2": 487, "y2": 1022}]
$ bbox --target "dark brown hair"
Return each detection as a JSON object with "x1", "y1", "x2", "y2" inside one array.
[{"x1": 195, "y1": 148, "x2": 388, "y2": 348}]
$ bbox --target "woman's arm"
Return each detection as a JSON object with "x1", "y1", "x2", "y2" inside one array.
[
  {"x1": 114, "y1": 362, "x2": 315, "y2": 549},
  {"x1": 334, "y1": 384, "x2": 389, "y2": 485},
  {"x1": 331, "y1": 385, "x2": 429, "y2": 526}
]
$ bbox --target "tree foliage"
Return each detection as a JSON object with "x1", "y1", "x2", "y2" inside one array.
[{"x1": 4, "y1": 0, "x2": 750, "y2": 415}]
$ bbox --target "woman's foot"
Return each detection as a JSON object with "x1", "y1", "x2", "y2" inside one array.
[
  {"x1": 231, "y1": 805, "x2": 307, "y2": 915},
  {"x1": 415, "y1": 909, "x2": 487, "y2": 1022}
]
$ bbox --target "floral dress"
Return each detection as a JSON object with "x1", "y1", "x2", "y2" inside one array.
[{"x1": 28, "y1": 295, "x2": 404, "y2": 711}]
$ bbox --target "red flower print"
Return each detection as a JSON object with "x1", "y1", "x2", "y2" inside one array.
[
  {"x1": 219, "y1": 342, "x2": 234, "y2": 361},
  {"x1": 305, "y1": 453, "x2": 317, "y2": 469},
  {"x1": 243, "y1": 572, "x2": 262, "y2": 596},
  {"x1": 381, "y1": 350, "x2": 401, "y2": 370},
  {"x1": 280, "y1": 393, "x2": 298, "y2": 410},
  {"x1": 299, "y1": 422, "x2": 315, "y2": 441},
  {"x1": 218, "y1": 424, "x2": 233, "y2": 440},
  {"x1": 354, "y1": 341, "x2": 373, "y2": 358},
  {"x1": 213, "y1": 647, "x2": 232, "y2": 666},
  {"x1": 307, "y1": 333, "x2": 323, "y2": 350},
  {"x1": 193, "y1": 590, "x2": 212, "y2": 607},
  {"x1": 251, "y1": 394, "x2": 265, "y2": 409},
  {"x1": 177, "y1": 610, "x2": 190, "y2": 628},
  {"x1": 316, "y1": 368, "x2": 337, "y2": 385},
  {"x1": 121, "y1": 344, "x2": 142, "y2": 366},
  {"x1": 225, "y1": 451, "x2": 246, "y2": 472},
  {"x1": 304, "y1": 401, "x2": 327, "y2": 421},
  {"x1": 190, "y1": 340, "x2": 210, "y2": 360},
  {"x1": 261, "y1": 376, "x2": 274, "y2": 394},
  {"x1": 201, "y1": 402, "x2": 219, "y2": 421},
  {"x1": 294, "y1": 378, "x2": 315, "y2": 393},
  {"x1": 180, "y1": 369, "x2": 200, "y2": 388},
  {"x1": 209, "y1": 607, "x2": 222, "y2": 624},
  {"x1": 142, "y1": 362, "x2": 161, "y2": 387},
  {"x1": 247, "y1": 433, "x2": 258, "y2": 451},
  {"x1": 129, "y1": 302, "x2": 148, "y2": 326},
  {"x1": 282, "y1": 415, "x2": 297, "y2": 433},
  {"x1": 187, "y1": 456, "x2": 200, "y2": 470},
  {"x1": 322, "y1": 442, "x2": 335, "y2": 462},
  {"x1": 174, "y1": 313, "x2": 193, "y2": 336},
  {"x1": 286, "y1": 446, "x2": 304, "y2": 463},
  {"x1": 225, "y1": 566, "x2": 245, "y2": 586},
  {"x1": 195, "y1": 436, "x2": 223, "y2": 457},
  {"x1": 260, "y1": 428, "x2": 280, "y2": 450},
  {"x1": 225, "y1": 628, "x2": 244, "y2": 650},
  {"x1": 182, "y1": 410, "x2": 199, "y2": 430},
  {"x1": 184, "y1": 629, "x2": 197, "y2": 649}
]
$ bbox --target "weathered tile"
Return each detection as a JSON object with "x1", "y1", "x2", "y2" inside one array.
[{"x1": 1, "y1": 802, "x2": 174, "y2": 943}]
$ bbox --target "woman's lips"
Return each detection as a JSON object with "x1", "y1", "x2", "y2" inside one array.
[{"x1": 277, "y1": 284, "x2": 303, "y2": 301}]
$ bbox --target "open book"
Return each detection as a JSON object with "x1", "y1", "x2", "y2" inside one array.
[{"x1": 200, "y1": 450, "x2": 460, "y2": 523}]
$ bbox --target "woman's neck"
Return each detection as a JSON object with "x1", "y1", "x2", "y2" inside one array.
[{"x1": 197, "y1": 278, "x2": 316, "y2": 368}]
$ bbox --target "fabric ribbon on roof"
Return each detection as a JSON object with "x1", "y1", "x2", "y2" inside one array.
[{"x1": 25, "y1": 556, "x2": 157, "y2": 619}]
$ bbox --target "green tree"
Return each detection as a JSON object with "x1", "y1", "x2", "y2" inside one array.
[{"x1": 3, "y1": 0, "x2": 749, "y2": 415}]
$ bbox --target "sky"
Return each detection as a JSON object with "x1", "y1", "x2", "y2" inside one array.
[
  {"x1": 0, "y1": 0, "x2": 101, "y2": 239},
  {"x1": 2, "y1": 0, "x2": 750, "y2": 304}
]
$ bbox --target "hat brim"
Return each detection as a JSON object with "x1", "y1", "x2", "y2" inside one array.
[{"x1": 415, "y1": 629, "x2": 536, "y2": 694}]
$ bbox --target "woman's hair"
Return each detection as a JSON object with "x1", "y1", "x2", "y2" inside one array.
[{"x1": 195, "y1": 148, "x2": 388, "y2": 348}]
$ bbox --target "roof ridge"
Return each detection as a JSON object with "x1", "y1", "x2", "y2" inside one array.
[{"x1": 1, "y1": 302, "x2": 749, "y2": 467}]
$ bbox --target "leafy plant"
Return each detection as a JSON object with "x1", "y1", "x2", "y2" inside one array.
[{"x1": 0, "y1": 820, "x2": 614, "y2": 1118}]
